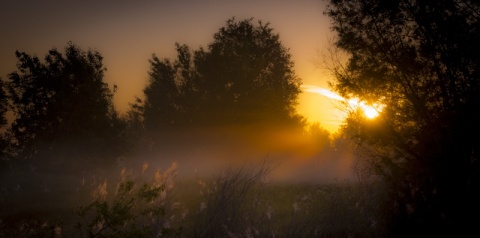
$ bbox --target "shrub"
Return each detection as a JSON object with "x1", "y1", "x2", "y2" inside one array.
[
  {"x1": 73, "y1": 162, "x2": 181, "y2": 238},
  {"x1": 184, "y1": 159, "x2": 274, "y2": 238}
]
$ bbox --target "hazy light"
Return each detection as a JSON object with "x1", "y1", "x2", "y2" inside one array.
[
  {"x1": 362, "y1": 105, "x2": 380, "y2": 119},
  {"x1": 347, "y1": 98, "x2": 382, "y2": 119},
  {"x1": 301, "y1": 85, "x2": 344, "y2": 101},
  {"x1": 301, "y1": 85, "x2": 383, "y2": 119}
]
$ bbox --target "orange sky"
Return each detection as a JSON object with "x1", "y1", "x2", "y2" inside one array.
[{"x1": 0, "y1": 0, "x2": 344, "y2": 133}]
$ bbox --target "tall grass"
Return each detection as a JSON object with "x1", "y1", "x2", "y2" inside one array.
[
  {"x1": 0, "y1": 159, "x2": 389, "y2": 237},
  {"x1": 181, "y1": 160, "x2": 273, "y2": 237}
]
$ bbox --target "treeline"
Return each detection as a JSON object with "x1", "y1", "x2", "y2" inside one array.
[{"x1": 0, "y1": 18, "x2": 313, "y2": 169}]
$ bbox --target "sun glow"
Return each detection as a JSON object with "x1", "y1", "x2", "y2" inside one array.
[
  {"x1": 345, "y1": 98, "x2": 383, "y2": 119},
  {"x1": 301, "y1": 85, "x2": 383, "y2": 119}
]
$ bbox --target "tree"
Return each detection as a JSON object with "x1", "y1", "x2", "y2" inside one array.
[
  {"x1": 143, "y1": 44, "x2": 193, "y2": 134},
  {"x1": 141, "y1": 18, "x2": 304, "y2": 136},
  {"x1": 326, "y1": 0, "x2": 480, "y2": 236},
  {"x1": 194, "y1": 18, "x2": 302, "y2": 125},
  {"x1": 5, "y1": 42, "x2": 124, "y2": 163},
  {"x1": 0, "y1": 79, "x2": 7, "y2": 129},
  {"x1": 0, "y1": 79, "x2": 8, "y2": 159}
]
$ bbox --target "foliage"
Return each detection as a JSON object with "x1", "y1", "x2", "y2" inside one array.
[
  {"x1": 74, "y1": 163, "x2": 181, "y2": 238},
  {"x1": 185, "y1": 160, "x2": 274, "y2": 238},
  {"x1": 326, "y1": 0, "x2": 480, "y2": 235},
  {"x1": 306, "y1": 122, "x2": 331, "y2": 150},
  {"x1": 0, "y1": 78, "x2": 7, "y2": 159},
  {"x1": 0, "y1": 157, "x2": 394, "y2": 237},
  {"x1": 4, "y1": 42, "x2": 125, "y2": 163},
  {"x1": 180, "y1": 159, "x2": 387, "y2": 237},
  {"x1": 0, "y1": 219, "x2": 63, "y2": 238},
  {"x1": 122, "y1": 97, "x2": 150, "y2": 153},
  {"x1": 0, "y1": 79, "x2": 7, "y2": 129},
  {"x1": 140, "y1": 18, "x2": 304, "y2": 137},
  {"x1": 75, "y1": 180, "x2": 164, "y2": 237}
]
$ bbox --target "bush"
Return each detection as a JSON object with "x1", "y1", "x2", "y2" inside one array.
[
  {"x1": 73, "y1": 162, "x2": 182, "y2": 238},
  {"x1": 183, "y1": 159, "x2": 274, "y2": 238}
]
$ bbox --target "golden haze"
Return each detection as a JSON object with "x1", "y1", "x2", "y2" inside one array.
[{"x1": 298, "y1": 84, "x2": 384, "y2": 133}]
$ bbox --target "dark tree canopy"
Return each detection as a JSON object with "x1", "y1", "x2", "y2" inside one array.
[
  {"x1": 195, "y1": 18, "x2": 302, "y2": 124},
  {"x1": 0, "y1": 79, "x2": 7, "y2": 129},
  {"x1": 5, "y1": 42, "x2": 123, "y2": 161},
  {"x1": 141, "y1": 18, "x2": 304, "y2": 136},
  {"x1": 0, "y1": 79, "x2": 7, "y2": 158},
  {"x1": 326, "y1": 0, "x2": 480, "y2": 235}
]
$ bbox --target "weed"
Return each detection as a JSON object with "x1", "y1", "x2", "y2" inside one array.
[{"x1": 73, "y1": 162, "x2": 182, "y2": 238}]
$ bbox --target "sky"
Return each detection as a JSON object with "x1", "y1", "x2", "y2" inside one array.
[{"x1": 0, "y1": 0, "x2": 346, "y2": 132}]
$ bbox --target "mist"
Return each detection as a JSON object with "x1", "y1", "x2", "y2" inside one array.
[
  {"x1": 122, "y1": 125, "x2": 356, "y2": 183},
  {"x1": 0, "y1": 122, "x2": 362, "y2": 236}
]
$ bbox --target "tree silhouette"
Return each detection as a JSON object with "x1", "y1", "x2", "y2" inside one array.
[
  {"x1": 5, "y1": 42, "x2": 124, "y2": 164},
  {"x1": 0, "y1": 79, "x2": 7, "y2": 129},
  {"x1": 0, "y1": 79, "x2": 8, "y2": 159},
  {"x1": 143, "y1": 44, "x2": 192, "y2": 134},
  {"x1": 326, "y1": 0, "x2": 480, "y2": 236},
  {"x1": 194, "y1": 18, "x2": 303, "y2": 125},
  {"x1": 141, "y1": 18, "x2": 304, "y2": 138}
]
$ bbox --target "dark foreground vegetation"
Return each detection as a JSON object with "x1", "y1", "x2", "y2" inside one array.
[{"x1": 0, "y1": 159, "x2": 389, "y2": 238}]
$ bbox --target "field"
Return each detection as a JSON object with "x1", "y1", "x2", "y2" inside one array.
[{"x1": 0, "y1": 157, "x2": 390, "y2": 238}]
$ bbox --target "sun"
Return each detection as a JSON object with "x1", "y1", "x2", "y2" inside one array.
[
  {"x1": 346, "y1": 98, "x2": 383, "y2": 119},
  {"x1": 362, "y1": 106, "x2": 380, "y2": 119}
]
